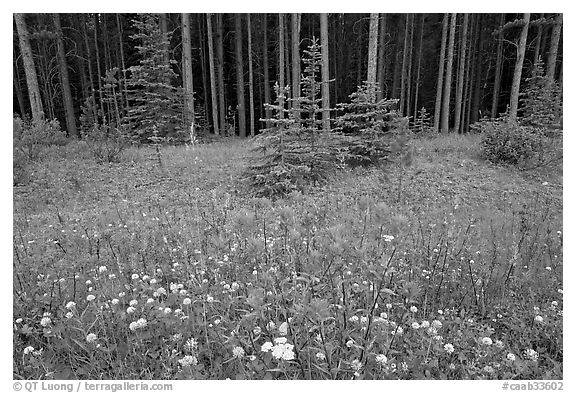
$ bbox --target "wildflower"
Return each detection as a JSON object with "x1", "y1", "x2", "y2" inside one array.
[
  {"x1": 316, "y1": 352, "x2": 326, "y2": 361},
  {"x1": 410, "y1": 306, "x2": 418, "y2": 313},
  {"x1": 149, "y1": 278, "x2": 157, "y2": 285},
  {"x1": 206, "y1": 295, "x2": 214, "y2": 303},
  {"x1": 534, "y1": 315, "x2": 544, "y2": 323},
  {"x1": 261, "y1": 342, "x2": 273, "y2": 352},
  {"x1": 434, "y1": 335, "x2": 443, "y2": 341},
  {"x1": 131, "y1": 274, "x2": 139, "y2": 280},
  {"x1": 142, "y1": 275, "x2": 149, "y2": 281},
  {"x1": 444, "y1": 343, "x2": 455, "y2": 354},
  {"x1": 274, "y1": 337, "x2": 287, "y2": 345},
  {"x1": 86, "y1": 294, "x2": 95, "y2": 302},
  {"x1": 448, "y1": 363, "x2": 456, "y2": 370},
  {"x1": 350, "y1": 359, "x2": 362, "y2": 371},
  {"x1": 420, "y1": 320, "x2": 430, "y2": 329},
  {"x1": 383, "y1": 235, "x2": 394, "y2": 242},
  {"x1": 360, "y1": 316, "x2": 368, "y2": 324},
  {"x1": 437, "y1": 310, "x2": 444, "y2": 315},
  {"x1": 24, "y1": 346, "x2": 35, "y2": 355},
  {"x1": 507, "y1": 353, "x2": 516, "y2": 362},
  {"x1": 483, "y1": 365, "x2": 495, "y2": 373},
  {"x1": 86, "y1": 333, "x2": 97, "y2": 343},
  {"x1": 86, "y1": 280, "x2": 92, "y2": 285},
  {"x1": 253, "y1": 326, "x2": 262, "y2": 335},
  {"x1": 411, "y1": 322, "x2": 420, "y2": 329},
  {"x1": 164, "y1": 307, "x2": 172, "y2": 314},
  {"x1": 495, "y1": 340, "x2": 504, "y2": 349},
  {"x1": 15, "y1": 318, "x2": 23, "y2": 324},
  {"x1": 126, "y1": 306, "x2": 136, "y2": 314},
  {"x1": 375, "y1": 354, "x2": 388, "y2": 365},
  {"x1": 98, "y1": 266, "x2": 107, "y2": 273},
  {"x1": 40, "y1": 316, "x2": 51, "y2": 327},
  {"x1": 157, "y1": 287, "x2": 166, "y2": 295},
  {"x1": 146, "y1": 298, "x2": 154, "y2": 304},
  {"x1": 232, "y1": 346, "x2": 245, "y2": 359},
  {"x1": 214, "y1": 319, "x2": 220, "y2": 325},
  {"x1": 432, "y1": 320, "x2": 442, "y2": 329},
  {"x1": 178, "y1": 355, "x2": 198, "y2": 367},
  {"x1": 65, "y1": 301, "x2": 76, "y2": 310},
  {"x1": 497, "y1": 313, "x2": 503, "y2": 319},
  {"x1": 267, "y1": 321, "x2": 276, "y2": 330},
  {"x1": 111, "y1": 299, "x2": 119, "y2": 305},
  {"x1": 349, "y1": 315, "x2": 359, "y2": 323},
  {"x1": 118, "y1": 292, "x2": 126, "y2": 298},
  {"x1": 346, "y1": 339, "x2": 354, "y2": 348},
  {"x1": 545, "y1": 266, "x2": 552, "y2": 271},
  {"x1": 481, "y1": 337, "x2": 493, "y2": 346},
  {"x1": 172, "y1": 333, "x2": 183, "y2": 342},
  {"x1": 380, "y1": 312, "x2": 388, "y2": 319},
  {"x1": 129, "y1": 299, "x2": 138, "y2": 307},
  {"x1": 386, "y1": 303, "x2": 392, "y2": 310},
  {"x1": 129, "y1": 318, "x2": 148, "y2": 331},
  {"x1": 278, "y1": 321, "x2": 288, "y2": 336},
  {"x1": 65, "y1": 312, "x2": 73, "y2": 319},
  {"x1": 400, "y1": 361, "x2": 408, "y2": 372},
  {"x1": 392, "y1": 326, "x2": 404, "y2": 335},
  {"x1": 184, "y1": 338, "x2": 198, "y2": 352},
  {"x1": 524, "y1": 349, "x2": 539, "y2": 362},
  {"x1": 551, "y1": 300, "x2": 558, "y2": 307},
  {"x1": 558, "y1": 288, "x2": 563, "y2": 294}
]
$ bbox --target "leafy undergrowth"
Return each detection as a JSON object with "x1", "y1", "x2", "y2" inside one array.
[{"x1": 13, "y1": 135, "x2": 562, "y2": 380}]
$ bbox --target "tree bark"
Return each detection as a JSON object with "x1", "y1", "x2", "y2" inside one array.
[
  {"x1": 116, "y1": 14, "x2": 129, "y2": 110},
  {"x1": 400, "y1": 14, "x2": 409, "y2": 115},
  {"x1": 366, "y1": 13, "x2": 379, "y2": 101},
  {"x1": 198, "y1": 16, "x2": 210, "y2": 128},
  {"x1": 53, "y1": 14, "x2": 78, "y2": 137},
  {"x1": 14, "y1": 14, "x2": 44, "y2": 121},
  {"x1": 491, "y1": 14, "x2": 505, "y2": 118},
  {"x1": 533, "y1": 13, "x2": 543, "y2": 65},
  {"x1": 377, "y1": 14, "x2": 387, "y2": 101},
  {"x1": 434, "y1": 13, "x2": 449, "y2": 132},
  {"x1": 279, "y1": 13, "x2": 285, "y2": 119},
  {"x1": 234, "y1": 14, "x2": 246, "y2": 137},
  {"x1": 206, "y1": 14, "x2": 219, "y2": 135},
  {"x1": 509, "y1": 13, "x2": 530, "y2": 121},
  {"x1": 291, "y1": 13, "x2": 301, "y2": 123},
  {"x1": 216, "y1": 14, "x2": 226, "y2": 133},
  {"x1": 263, "y1": 14, "x2": 271, "y2": 125},
  {"x1": 320, "y1": 13, "x2": 331, "y2": 131},
  {"x1": 454, "y1": 13, "x2": 469, "y2": 135},
  {"x1": 471, "y1": 14, "x2": 483, "y2": 125},
  {"x1": 247, "y1": 14, "x2": 255, "y2": 136},
  {"x1": 441, "y1": 13, "x2": 457, "y2": 133},
  {"x1": 182, "y1": 13, "x2": 197, "y2": 132},
  {"x1": 406, "y1": 14, "x2": 414, "y2": 118},
  {"x1": 82, "y1": 14, "x2": 98, "y2": 122},
  {"x1": 13, "y1": 64, "x2": 27, "y2": 117},
  {"x1": 546, "y1": 13, "x2": 562, "y2": 87},
  {"x1": 413, "y1": 14, "x2": 424, "y2": 119},
  {"x1": 93, "y1": 15, "x2": 106, "y2": 123}
]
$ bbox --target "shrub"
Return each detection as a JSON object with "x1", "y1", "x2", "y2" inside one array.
[
  {"x1": 474, "y1": 118, "x2": 542, "y2": 166},
  {"x1": 13, "y1": 116, "x2": 67, "y2": 161},
  {"x1": 519, "y1": 60, "x2": 562, "y2": 131},
  {"x1": 81, "y1": 124, "x2": 129, "y2": 164}
]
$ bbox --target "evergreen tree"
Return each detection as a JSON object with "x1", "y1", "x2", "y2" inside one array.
[
  {"x1": 124, "y1": 14, "x2": 183, "y2": 143},
  {"x1": 519, "y1": 60, "x2": 562, "y2": 130}
]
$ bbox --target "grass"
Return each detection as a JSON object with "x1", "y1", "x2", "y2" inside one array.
[{"x1": 13, "y1": 134, "x2": 562, "y2": 380}]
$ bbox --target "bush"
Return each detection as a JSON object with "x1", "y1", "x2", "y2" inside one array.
[
  {"x1": 13, "y1": 116, "x2": 67, "y2": 161},
  {"x1": 81, "y1": 124, "x2": 129, "y2": 164},
  {"x1": 475, "y1": 118, "x2": 542, "y2": 166}
]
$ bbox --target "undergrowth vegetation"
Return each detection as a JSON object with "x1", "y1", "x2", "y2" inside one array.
[{"x1": 13, "y1": 133, "x2": 562, "y2": 380}]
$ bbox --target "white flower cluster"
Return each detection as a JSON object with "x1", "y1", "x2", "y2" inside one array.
[
  {"x1": 178, "y1": 355, "x2": 198, "y2": 367},
  {"x1": 524, "y1": 348, "x2": 539, "y2": 362},
  {"x1": 129, "y1": 318, "x2": 148, "y2": 331},
  {"x1": 261, "y1": 337, "x2": 295, "y2": 361}
]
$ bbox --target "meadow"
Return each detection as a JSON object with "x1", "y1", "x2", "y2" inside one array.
[{"x1": 13, "y1": 134, "x2": 563, "y2": 380}]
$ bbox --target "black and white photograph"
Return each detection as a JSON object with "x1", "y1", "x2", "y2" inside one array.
[{"x1": 12, "y1": 8, "x2": 564, "y2": 385}]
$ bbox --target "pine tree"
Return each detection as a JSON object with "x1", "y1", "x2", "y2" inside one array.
[
  {"x1": 519, "y1": 60, "x2": 562, "y2": 129},
  {"x1": 124, "y1": 14, "x2": 183, "y2": 143}
]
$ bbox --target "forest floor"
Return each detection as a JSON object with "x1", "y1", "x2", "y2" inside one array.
[{"x1": 13, "y1": 134, "x2": 563, "y2": 380}]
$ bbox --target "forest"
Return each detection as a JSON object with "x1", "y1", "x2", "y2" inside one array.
[{"x1": 13, "y1": 13, "x2": 563, "y2": 382}]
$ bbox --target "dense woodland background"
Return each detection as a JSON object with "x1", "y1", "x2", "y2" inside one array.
[{"x1": 13, "y1": 13, "x2": 563, "y2": 141}]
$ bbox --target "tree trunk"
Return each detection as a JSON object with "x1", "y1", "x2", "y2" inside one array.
[
  {"x1": 320, "y1": 13, "x2": 331, "y2": 131},
  {"x1": 285, "y1": 22, "x2": 292, "y2": 107},
  {"x1": 413, "y1": 14, "x2": 424, "y2": 119},
  {"x1": 546, "y1": 13, "x2": 562, "y2": 87},
  {"x1": 159, "y1": 14, "x2": 169, "y2": 65},
  {"x1": 216, "y1": 14, "x2": 226, "y2": 132},
  {"x1": 377, "y1": 14, "x2": 387, "y2": 101},
  {"x1": 116, "y1": 14, "x2": 129, "y2": 110},
  {"x1": 454, "y1": 13, "x2": 469, "y2": 135},
  {"x1": 182, "y1": 13, "x2": 196, "y2": 131},
  {"x1": 366, "y1": 13, "x2": 379, "y2": 101},
  {"x1": 509, "y1": 13, "x2": 530, "y2": 121},
  {"x1": 198, "y1": 16, "x2": 210, "y2": 129},
  {"x1": 93, "y1": 15, "x2": 106, "y2": 123},
  {"x1": 14, "y1": 14, "x2": 44, "y2": 121},
  {"x1": 533, "y1": 13, "x2": 543, "y2": 64},
  {"x1": 13, "y1": 65, "x2": 26, "y2": 117},
  {"x1": 82, "y1": 14, "x2": 98, "y2": 122},
  {"x1": 53, "y1": 14, "x2": 78, "y2": 137},
  {"x1": 462, "y1": 15, "x2": 476, "y2": 133},
  {"x1": 234, "y1": 14, "x2": 246, "y2": 137},
  {"x1": 441, "y1": 13, "x2": 457, "y2": 133},
  {"x1": 491, "y1": 14, "x2": 505, "y2": 118},
  {"x1": 263, "y1": 14, "x2": 271, "y2": 125},
  {"x1": 247, "y1": 14, "x2": 255, "y2": 136},
  {"x1": 291, "y1": 13, "x2": 301, "y2": 123},
  {"x1": 471, "y1": 14, "x2": 483, "y2": 125},
  {"x1": 406, "y1": 14, "x2": 414, "y2": 118},
  {"x1": 279, "y1": 13, "x2": 285, "y2": 119},
  {"x1": 434, "y1": 13, "x2": 449, "y2": 132},
  {"x1": 400, "y1": 14, "x2": 409, "y2": 115}
]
